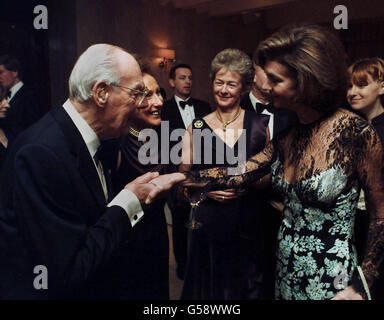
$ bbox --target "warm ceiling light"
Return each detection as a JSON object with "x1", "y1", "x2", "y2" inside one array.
[{"x1": 155, "y1": 48, "x2": 176, "y2": 68}]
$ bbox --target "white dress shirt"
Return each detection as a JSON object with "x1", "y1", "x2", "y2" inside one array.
[
  {"x1": 62, "y1": 99, "x2": 144, "y2": 227},
  {"x1": 249, "y1": 92, "x2": 274, "y2": 140},
  {"x1": 7, "y1": 81, "x2": 24, "y2": 103},
  {"x1": 175, "y1": 95, "x2": 196, "y2": 129}
]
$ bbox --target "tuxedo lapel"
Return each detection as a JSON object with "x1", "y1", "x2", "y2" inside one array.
[
  {"x1": 192, "y1": 99, "x2": 205, "y2": 118},
  {"x1": 50, "y1": 106, "x2": 107, "y2": 210},
  {"x1": 8, "y1": 85, "x2": 25, "y2": 106},
  {"x1": 240, "y1": 95, "x2": 255, "y2": 112},
  {"x1": 169, "y1": 98, "x2": 185, "y2": 129}
]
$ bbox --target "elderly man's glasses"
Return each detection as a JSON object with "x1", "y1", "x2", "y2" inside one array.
[{"x1": 111, "y1": 83, "x2": 149, "y2": 105}]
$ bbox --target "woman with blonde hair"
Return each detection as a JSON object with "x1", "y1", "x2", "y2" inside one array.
[{"x1": 180, "y1": 48, "x2": 270, "y2": 299}]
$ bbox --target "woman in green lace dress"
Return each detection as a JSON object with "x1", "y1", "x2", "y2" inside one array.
[{"x1": 168, "y1": 25, "x2": 384, "y2": 300}]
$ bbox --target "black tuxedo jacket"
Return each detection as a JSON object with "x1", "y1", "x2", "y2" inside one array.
[
  {"x1": 241, "y1": 94, "x2": 297, "y2": 138},
  {"x1": 5, "y1": 85, "x2": 47, "y2": 137},
  {"x1": 0, "y1": 106, "x2": 132, "y2": 299},
  {"x1": 161, "y1": 97, "x2": 211, "y2": 130}
]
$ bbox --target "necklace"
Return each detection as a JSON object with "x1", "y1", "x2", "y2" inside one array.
[
  {"x1": 216, "y1": 107, "x2": 242, "y2": 132},
  {"x1": 129, "y1": 126, "x2": 141, "y2": 138},
  {"x1": 129, "y1": 127, "x2": 147, "y2": 144},
  {"x1": 129, "y1": 126, "x2": 140, "y2": 138}
]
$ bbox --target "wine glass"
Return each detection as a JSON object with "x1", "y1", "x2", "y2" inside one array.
[{"x1": 184, "y1": 187, "x2": 206, "y2": 230}]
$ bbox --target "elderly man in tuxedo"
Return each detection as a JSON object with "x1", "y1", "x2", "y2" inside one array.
[{"x1": 0, "y1": 44, "x2": 184, "y2": 299}]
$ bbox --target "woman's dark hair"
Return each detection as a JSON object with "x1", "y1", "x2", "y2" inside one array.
[
  {"x1": 131, "y1": 54, "x2": 153, "y2": 75},
  {"x1": 0, "y1": 55, "x2": 22, "y2": 80},
  {"x1": 255, "y1": 24, "x2": 348, "y2": 112},
  {"x1": 0, "y1": 86, "x2": 8, "y2": 100},
  {"x1": 169, "y1": 64, "x2": 192, "y2": 80}
]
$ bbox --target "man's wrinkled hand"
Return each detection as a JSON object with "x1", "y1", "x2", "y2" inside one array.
[
  {"x1": 145, "y1": 172, "x2": 186, "y2": 205},
  {"x1": 206, "y1": 189, "x2": 238, "y2": 202},
  {"x1": 124, "y1": 172, "x2": 159, "y2": 204}
]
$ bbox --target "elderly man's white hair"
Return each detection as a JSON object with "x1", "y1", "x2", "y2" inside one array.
[{"x1": 69, "y1": 44, "x2": 123, "y2": 103}]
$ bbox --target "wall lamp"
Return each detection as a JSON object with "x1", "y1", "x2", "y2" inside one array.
[{"x1": 156, "y1": 48, "x2": 176, "y2": 68}]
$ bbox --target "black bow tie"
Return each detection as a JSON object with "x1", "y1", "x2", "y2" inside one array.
[
  {"x1": 255, "y1": 102, "x2": 271, "y2": 114},
  {"x1": 6, "y1": 90, "x2": 11, "y2": 99},
  {"x1": 179, "y1": 100, "x2": 193, "y2": 109}
]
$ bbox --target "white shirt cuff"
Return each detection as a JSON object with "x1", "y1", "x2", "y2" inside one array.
[{"x1": 107, "y1": 189, "x2": 144, "y2": 227}]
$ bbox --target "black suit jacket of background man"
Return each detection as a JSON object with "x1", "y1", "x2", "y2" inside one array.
[
  {"x1": 0, "y1": 106, "x2": 133, "y2": 299},
  {"x1": 5, "y1": 85, "x2": 47, "y2": 137},
  {"x1": 161, "y1": 97, "x2": 211, "y2": 131}
]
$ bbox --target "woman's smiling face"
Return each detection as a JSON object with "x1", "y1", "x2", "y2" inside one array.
[
  {"x1": 213, "y1": 68, "x2": 244, "y2": 110},
  {"x1": 130, "y1": 73, "x2": 163, "y2": 129},
  {"x1": 347, "y1": 72, "x2": 384, "y2": 113}
]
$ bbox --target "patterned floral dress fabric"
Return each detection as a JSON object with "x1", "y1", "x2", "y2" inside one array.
[
  {"x1": 190, "y1": 109, "x2": 384, "y2": 299},
  {"x1": 272, "y1": 160, "x2": 359, "y2": 299}
]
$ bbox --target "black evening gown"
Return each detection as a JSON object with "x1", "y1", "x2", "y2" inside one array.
[
  {"x1": 111, "y1": 131, "x2": 170, "y2": 300},
  {"x1": 181, "y1": 110, "x2": 270, "y2": 299},
  {"x1": 356, "y1": 112, "x2": 384, "y2": 300},
  {"x1": 0, "y1": 126, "x2": 13, "y2": 172},
  {"x1": 0, "y1": 142, "x2": 6, "y2": 170}
]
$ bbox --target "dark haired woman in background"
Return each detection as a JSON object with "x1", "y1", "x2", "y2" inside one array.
[
  {"x1": 174, "y1": 25, "x2": 384, "y2": 300},
  {"x1": 111, "y1": 68, "x2": 172, "y2": 299}
]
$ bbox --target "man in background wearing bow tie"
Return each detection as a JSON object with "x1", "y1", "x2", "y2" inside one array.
[
  {"x1": 162, "y1": 63, "x2": 211, "y2": 130},
  {"x1": 161, "y1": 63, "x2": 211, "y2": 280}
]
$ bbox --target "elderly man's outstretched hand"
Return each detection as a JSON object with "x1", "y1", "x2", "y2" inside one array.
[
  {"x1": 145, "y1": 172, "x2": 186, "y2": 205},
  {"x1": 124, "y1": 172, "x2": 160, "y2": 204}
]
